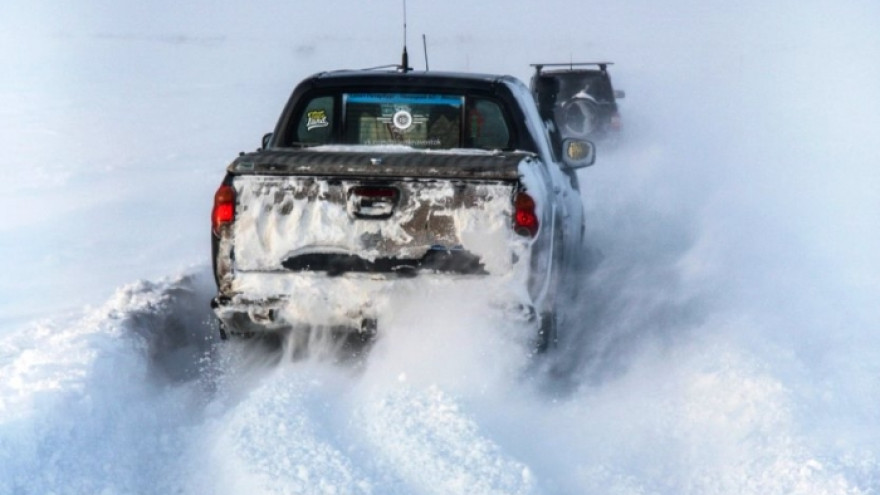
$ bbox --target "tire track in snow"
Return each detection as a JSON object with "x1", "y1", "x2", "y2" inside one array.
[
  {"x1": 354, "y1": 384, "x2": 536, "y2": 495},
  {"x1": 187, "y1": 365, "x2": 375, "y2": 495}
]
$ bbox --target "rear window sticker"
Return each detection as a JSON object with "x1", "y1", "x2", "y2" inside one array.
[
  {"x1": 392, "y1": 110, "x2": 414, "y2": 130},
  {"x1": 307, "y1": 109, "x2": 329, "y2": 130}
]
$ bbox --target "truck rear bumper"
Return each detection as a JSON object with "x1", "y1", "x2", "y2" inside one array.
[{"x1": 212, "y1": 272, "x2": 535, "y2": 335}]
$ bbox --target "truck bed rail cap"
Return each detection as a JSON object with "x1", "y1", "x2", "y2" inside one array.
[{"x1": 230, "y1": 149, "x2": 536, "y2": 180}]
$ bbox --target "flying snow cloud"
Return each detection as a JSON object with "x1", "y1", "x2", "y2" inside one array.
[{"x1": 1, "y1": 0, "x2": 879, "y2": 493}]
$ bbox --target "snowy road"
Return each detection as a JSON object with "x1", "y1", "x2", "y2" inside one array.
[
  {"x1": 4, "y1": 265, "x2": 875, "y2": 494},
  {"x1": 2, "y1": 1, "x2": 880, "y2": 493}
]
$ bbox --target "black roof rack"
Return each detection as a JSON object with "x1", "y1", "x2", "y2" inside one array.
[{"x1": 531, "y1": 62, "x2": 614, "y2": 73}]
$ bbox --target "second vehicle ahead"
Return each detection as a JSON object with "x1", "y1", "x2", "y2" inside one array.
[{"x1": 530, "y1": 62, "x2": 625, "y2": 140}]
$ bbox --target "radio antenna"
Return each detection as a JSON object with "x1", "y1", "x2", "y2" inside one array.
[
  {"x1": 400, "y1": 0, "x2": 411, "y2": 72},
  {"x1": 422, "y1": 34, "x2": 429, "y2": 71}
]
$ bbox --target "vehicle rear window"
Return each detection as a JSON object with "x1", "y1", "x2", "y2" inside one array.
[
  {"x1": 345, "y1": 93, "x2": 463, "y2": 148},
  {"x1": 554, "y1": 73, "x2": 614, "y2": 101},
  {"x1": 292, "y1": 92, "x2": 512, "y2": 151}
]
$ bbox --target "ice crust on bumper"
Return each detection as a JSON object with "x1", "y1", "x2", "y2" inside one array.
[{"x1": 213, "y1": 272, "x2": 534, "y2": 331}]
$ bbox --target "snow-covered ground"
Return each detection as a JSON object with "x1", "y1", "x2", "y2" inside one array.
[{"x1": 2, "y1": 1, "x2": 880, "y2": 493}]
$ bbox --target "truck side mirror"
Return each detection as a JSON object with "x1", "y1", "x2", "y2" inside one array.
[
  {"x1": 561, "y1": 138, "x2": 596, "y2": 168},
  {"x1": 261, "y1": 132, "x2": 273, "y2": 150},
  {"x1": 614, "y1": 90, "x2": 626, "y2": 99}
]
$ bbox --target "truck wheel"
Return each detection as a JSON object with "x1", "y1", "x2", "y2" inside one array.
[
  {"x1": 536, "y1": 311, "x2": 558, "y2": 353},
  {"x1": 217, "y1": 319, "x2": 256, "y2": 340}
]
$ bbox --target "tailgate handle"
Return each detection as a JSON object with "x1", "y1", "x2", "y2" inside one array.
[{"x1": 348, "y1": 186, "x2": 400, "y2": 219}]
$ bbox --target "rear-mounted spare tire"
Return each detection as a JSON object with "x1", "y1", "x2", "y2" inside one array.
[{"x1": 559, "y1": 98, "x2": 598, "y2": 138}]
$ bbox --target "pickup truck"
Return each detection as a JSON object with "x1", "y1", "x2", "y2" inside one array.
[{"x1": 210, "y1": 69, "x2": 596, "y2": 350}]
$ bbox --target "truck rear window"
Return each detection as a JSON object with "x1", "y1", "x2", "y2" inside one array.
[{"x1": 291, "y1": 92, "x2": 511, "y2": 151}]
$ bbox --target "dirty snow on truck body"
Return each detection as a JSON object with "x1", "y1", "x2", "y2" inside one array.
[
  {"x1": 232, "y1": 176, "x2": 520, "y2": 271},
  {"x1": 226, "y1": 160, "x2": 535, "y2": 327}
]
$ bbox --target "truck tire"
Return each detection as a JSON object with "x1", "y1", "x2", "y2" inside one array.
[{"x1": 536, "y1": 311, "x2": 559, "y2": 353}]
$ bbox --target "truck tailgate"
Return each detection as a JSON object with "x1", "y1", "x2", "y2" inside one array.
[{"x1": 232, "y1": 175, "x2": 521, "y2": 277}]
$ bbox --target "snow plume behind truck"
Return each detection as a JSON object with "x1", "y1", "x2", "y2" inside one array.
[{"x1": 210, "y1": 69, "x2": 596, "y2": 351}]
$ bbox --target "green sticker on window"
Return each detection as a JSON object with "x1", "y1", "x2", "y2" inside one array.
[{"x1": 306, "y1": 109, "x2": 329, "y2": 131}]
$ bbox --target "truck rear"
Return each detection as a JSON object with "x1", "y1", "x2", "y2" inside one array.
[{"x1": 211, "y1": 70, "x2": 595, "y2": 346}]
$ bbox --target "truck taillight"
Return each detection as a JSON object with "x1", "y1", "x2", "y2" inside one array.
[
  {"x1": 212, "y1": 184, "x2": 235, "y2": 235},
  {"x1": 513, "y1": 191, "x2": 539, "y2": 237}
]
